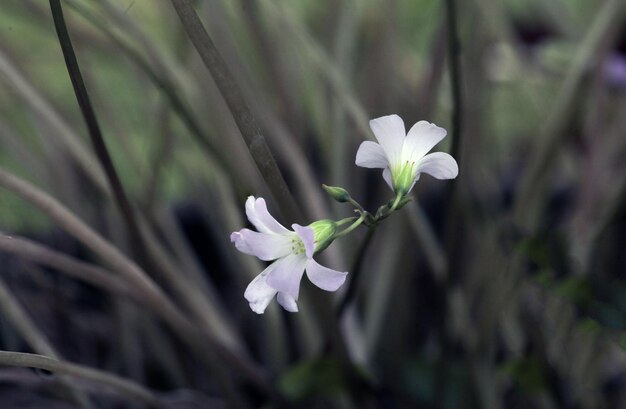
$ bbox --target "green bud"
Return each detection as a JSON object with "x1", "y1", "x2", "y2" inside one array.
[
  {"x1": 322, "y1": 184, "x2": 351, "y2": 203},
  {"x1": 309, "y1": 219, "x2": 338, "y2": 254}
]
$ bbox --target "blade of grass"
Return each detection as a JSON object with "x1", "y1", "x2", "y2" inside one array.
[
  {"x1": 169, "y1": 0, "x2": 300, "y2": 222},
  {"x1": 514, "y1": 0, "x2": 624, "y2": 229},
  {"x1": 49, "y1": 0, "x2": 151, "y2": 280},
  {"x1": 137, "y1": 215, "x2": 244, "y2": 352},
  {"x1": 0, "y1": 123, "x2": 48, "y2": 184},
  {"x1": 0, "y1": 278, "x2": 94, "y2": 409},
  {"x1": 0, "y1": 351, "x2": 167, "y2": 409},
  {"x1": 0, "y1": 47, "x2": 108, "y2": 192},
  {"x1": 444, "y1": 0, "x2": 463, "y2": 164},
  {"x1": 0, "y1": 233, "x2": 133, "y2": 298},
  {"x1": 0, "y1": 166, "x2": 280, "y2": 403},
  {"x1": 260, "y1": 0, "x2": 371, "y2": 138},
  {"x1": 48, "y1": 2, "x2": 248, "y2": 368},
  {"x1": 62, "y1": 0, "x2": 231, "y2": 177},
  {"x1": 50, "y1": 0, "x2": 244, "y2": 352}
]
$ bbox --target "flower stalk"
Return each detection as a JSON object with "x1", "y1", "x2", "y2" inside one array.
[{"x1": 335, "y1": 213, "x2": 367, "y2": 239}]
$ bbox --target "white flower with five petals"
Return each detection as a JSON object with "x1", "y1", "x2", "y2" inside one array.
[
  {"x1": 231, "y1": 196, "x2": 347, "y2": 314},
  {"x1": 355, "y1": 114, "x2": 458, "y2": 195}
]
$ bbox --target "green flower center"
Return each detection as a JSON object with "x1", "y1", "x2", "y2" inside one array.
[
  {"x1": 290, "y1": 236, "x2": 306, "y2": 255},
  {"x1": 392, "y1": 160, "x2": 417, "y2": 196}
]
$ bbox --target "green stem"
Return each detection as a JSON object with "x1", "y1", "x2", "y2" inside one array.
[
  {"x1": 348, "y1": 197, "x2": 365, "y2": 213},
  {"x1": 389, "y1": 192, "x2": 404, "y2": 213},
  {"x1": 335, "y1": 213, "x2": 366, "y2": 238},
  {"x1": 336, "y1": 216, "x2": 357, "y2": 226}
]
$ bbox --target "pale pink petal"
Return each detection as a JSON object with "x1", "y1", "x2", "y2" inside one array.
[
  {"x1": 276, "y1": 292, "x2": 298, "y2": 312},
  {"x1": 402, "y1": 121, "x2": 447, "y2": 163},
  {"x1": 266, "y1": 254, "x2": 307, "y2": 300},
  {"x1": 305, "y1": 259, "x2": 347, "y2": 292},
  {"x1": 369, "y1": 115, "x2": 405, "y2": 165},
  {"x1": 245, "y1": 196, "x2": 290, "y2": 235},
  {"x1": 355, "y1": 141, "x2": 388, "y2": 169},
  {"x1": 417, "y1": 152, "x2": 458, "y2": 180},
  {"x1": 232, "y1": 228, "x2": 294, "y2": 260},
  {"x1": 230, "y1": 232, "x2": 251, "y2": 253},
  {"x1": 292, "y1": 224, "x2": 315, "y2": 258},
  {"x1": 382, "y1": 168, "x2": 393, "y2": 190},
  {"x1": 244, "y1": 266, "x2": 278, "y2": 314}
]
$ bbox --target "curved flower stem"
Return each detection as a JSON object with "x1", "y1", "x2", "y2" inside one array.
[
  {"x1": 348, "y1": 197, "x2": 365, "y2": 213},
  {"x1": 389, "y1": 192, "x2": 404, "y2": 213},
  {"x1": 336, "y1": 227, "x2": 377, "y2": 317},
  {"x1": 336, "y1": 216, "x2": 357, "y2": 227},
  {"x1": 335, "y1": 213, "x2": 367, "y2": 238}
]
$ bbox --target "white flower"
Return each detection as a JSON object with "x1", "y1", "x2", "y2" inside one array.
[
  {"x1": 231, "y1": 196, "x2": 347, "y2": 314},
  {"x1": 355, "y1": 114, "x2": 458, "y2": 195}
]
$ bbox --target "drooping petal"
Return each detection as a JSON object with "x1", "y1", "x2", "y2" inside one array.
[
  {"x1": 266, "y1": 254, "x2": 308, "y2": 300},
  {"x1": 232, "y1": 228, "x2": 294, "y2": 260},
  {"x1": 305, "y1": 259, "x2": 348, "y2": 292},
  {"x1": 355, "y1": 141, "x2": 388, "y2": 169},
  {"x1": 292, "y1": 224, "x2": 315, "y2": 258},
  {"x1": 244, "y1": 266, "x2": 278, "y2": 314},
  {"x1": 245, "y1": 196, "x2": 290, "y2": 235},
  {"x1": 402, "y1": 121, "x2": 447, "y2": 163},
  {"x1": 276, "y1": 292, "x2": 298, "y2": 312},
  {"x1": 369, "y1": 115, "x2": 405, "y2": 166},
  {"x1": 417, "y1": 152, "x2": 459, "y2": 180},
  {"x1": 382, "y1": 168, "x2": 393, "y2": 190}
]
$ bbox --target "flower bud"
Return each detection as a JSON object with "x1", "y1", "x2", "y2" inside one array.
[
  {"x1": 308, "y1": 219, "x2": 338, "y2": 254},
  {"x1": 322, "y1": 184, "x2": 351, "y2": 203}
]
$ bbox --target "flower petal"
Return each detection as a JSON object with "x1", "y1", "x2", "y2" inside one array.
[
  {"x1": 244, "y1": 266, "x2": 278, "y2": 314},
  {"x1": 382, "y1": 168, "x2": 393, "y2": 190},
  {"x1": 245, "y1": 196, "x2": 290, "y2": 235},
  {"x1": 230, "y1": 231, "x2": 251, "y2": 253},
  {"x1": 232, "y1": 228, "x2": 294, "y2": 260},
  {"x1": 305, "y1": 259, "x2": 347, "y2": 292},
  {"x1": 276, "y1": 292, "x2": 298, "y2": 312},
  {"x1": 369, "y1": 115, "x2": 405, "y2": 166},
  {"x1": 292, "y1": 224, "x2": 315, "y2": 258},
  {"x1": 266, "y1": 254, "x2": 307, "y2": 299},
  {"x1": 402, "y1": 121, "x2": 447, "y2": 163},
  {"x1": 417, "y1": 152, "x2": 459, "y2": 180},
  {"x1": 355, "y1": 141, "x2": 388, "y2": 169}
]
